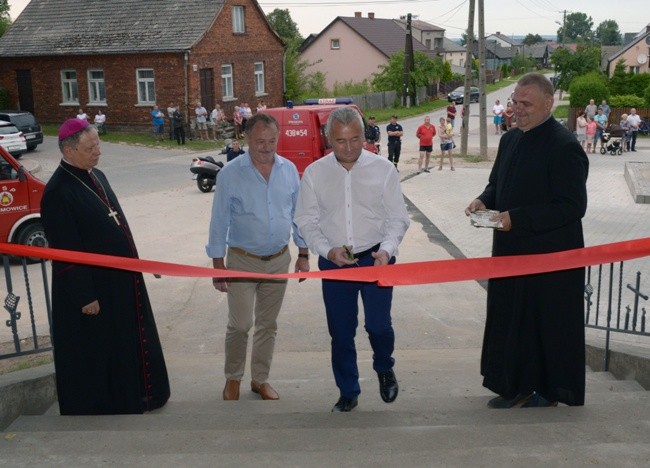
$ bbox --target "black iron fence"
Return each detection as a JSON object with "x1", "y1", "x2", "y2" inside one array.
[
  {"x1": 584, "y1": 262, "x2": 650, "y2": 371},
  {"x1": 1, "y1": 255, "x2": 52, "y2": 360},
  {"x1": 1, "y1": 256, "x2": 649, "y2": 367}
]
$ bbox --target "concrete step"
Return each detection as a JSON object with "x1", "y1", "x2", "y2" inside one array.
[
  {"x1": 3, "y1": 407, "x2": 650, "y2": 466},
  {"x1": 2, "y1": 349, "x2": 648, "y2": 466}
]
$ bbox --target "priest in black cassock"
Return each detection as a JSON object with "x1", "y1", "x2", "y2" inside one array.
[
  {"x1": 466, "y1": 73, "x2": 589, "y2": 408},
  {"x1": 41, "y1": 119, "x2": 170, "y2": 415}
]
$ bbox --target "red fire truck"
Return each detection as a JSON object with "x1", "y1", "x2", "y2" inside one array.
[
  {"x1": 261, "y1": 98, "x2": 366, "y2": 175},
  {"x1": 0, "y1": 146, "x2": 47, "y2": 250}
]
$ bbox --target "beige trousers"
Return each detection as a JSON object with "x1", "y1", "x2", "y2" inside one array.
[{"x1": 224, "y1": 248, "x2": 290, "y2": 382}]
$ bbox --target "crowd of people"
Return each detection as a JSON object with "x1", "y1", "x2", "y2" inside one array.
[{"x1": 575, "y1": 98, "x2": 643, "y2": 153}]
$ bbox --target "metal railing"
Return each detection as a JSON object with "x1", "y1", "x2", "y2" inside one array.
[
  {"x1": 1, "y1": 255, "x2": 52, "y2": 360},
  {"x1": 585, "y1": 262, "x2": 650, "y2": 370}
]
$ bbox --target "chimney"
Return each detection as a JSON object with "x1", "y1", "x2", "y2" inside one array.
[
  {"x1": 496, "y1": 31, "x2": 500, "y2": 35},
  {"x1": 368, "y1": 12, "x2": 375, "y2": 19},
  {"x1": 354, "y1": 12, "x2": 361, "y2": 18}
]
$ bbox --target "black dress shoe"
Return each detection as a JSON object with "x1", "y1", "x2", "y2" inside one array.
[
  {"x1": 332, "y1": 396, "x2": 358, "y2": 412},
  {"x1": 521, "y1": 393, "x2": 558, "y2": 408},
  {"x1": 487, "y1": 392, "x2": 534, "y2": 409},
  {"x1": 378, "y1": 369, "x2": 399, "y2": 403}
]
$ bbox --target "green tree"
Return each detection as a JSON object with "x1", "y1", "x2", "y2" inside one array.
[
  {"x1": 511, "y1": 51, "x2": 534, "y2": 74},
  {"x1": 304, "y1": 72, "x2": 328, "y2": 98},
  {"x1": 558, "y1": 12, "x2": 594, "y2": 43},
  {"x1": 266, "y1": 8, "x2": 302, "y2": 45},
  {"x1": 644, "y1": 84, "x2": 650, "y2": 107},
  {"x1": 0, "y1": 0, "x2": 11, "y2": 37},
  {"x1": 441, "y1": 60, "x2": 453, "y2": 82},
  {"x1": 371, "y1": 51, "x2": 442, "y2": 94},
  {"x1": 551, "y1": 45, "x2": 601, "y2": 93},
  {"x1": 522, "y1": 34, "x2": 543, "y2": 46},
  {"x1": 595, "y1": 20, "x2": 622, "y2": 45},
  {"x1": 609, "y1": 59, "x2": 629, "y2": 95},
  {"x1": 568, "y1": 71, "x2": 608, "y2": 108},
  {"x1": 283, "y1": 44, "x2": 321, "y2": 102},
  {"x1": 628, "y1": 73, "x2": 650, "y2": 97}
]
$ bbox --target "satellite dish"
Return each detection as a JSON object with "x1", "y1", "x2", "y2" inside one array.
[{"x1": 638, "y1": 54, "x2": 648, "y2": 65}]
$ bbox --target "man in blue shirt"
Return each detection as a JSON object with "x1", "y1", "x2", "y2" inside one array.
[
  {"x1": 206, "y1": 113, "x2": 310, "y2": 401},
  {"x1": 151, "y1": 105, "x2": 165, "y2": 142},
  {"x1": 594, "y1": 108, "x2": 608, "y2": 152}
]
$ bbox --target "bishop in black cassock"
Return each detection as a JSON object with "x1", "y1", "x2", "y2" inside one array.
[
  {"x1": 41, "y1": 119, "x2": 169, "y2": 415},
  {"x1": 466, "y1": 74, "x2": 589, "y2": 407}
]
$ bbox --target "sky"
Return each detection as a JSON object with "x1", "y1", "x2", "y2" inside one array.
[{"x1": 7, "y1": 0, "x2": 649, "y2": 40}]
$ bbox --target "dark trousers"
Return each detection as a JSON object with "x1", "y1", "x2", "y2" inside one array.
[
  {"x1": 387, "y1": 140, "x2": 401, "y2": 165},
  {"x1": 319, "y1": 253, "x2": 396, "y2": 398},
  {"x1": 174, "y1": 126, "x2": 185, "y2": 145},
  {"x1": 630, "y1": 131, "x2": 638, "y2": 151}
]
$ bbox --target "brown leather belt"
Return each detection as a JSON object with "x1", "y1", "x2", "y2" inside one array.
[{"x1": 229, "y1": 245, "x2": 288, "y2": 261}]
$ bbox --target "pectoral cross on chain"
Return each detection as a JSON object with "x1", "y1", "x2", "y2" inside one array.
[{"x1": 108, "y1": 208, "x2": 120, "y2": 225}]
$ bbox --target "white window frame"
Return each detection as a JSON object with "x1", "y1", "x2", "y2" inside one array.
[
  {"x1": 232, "y1": 6, "x2": 245, "y2": 33},
  {"x1": 61, "y1": 70, "x2": 79, "y2": 104},
  {"x1": 254, "y1": 62, "x2": 265, "y2": 96},
  {"x1": 136, "y1": 68, "x2": 156, "y2": 104},
  {"x1": 330, "y1": 38, "x2": 340, "y2": 50},
  {"x1": 87, "y1": 69, "x2": 106, "y2": 104},
  {"x1": 222, "y1": 64, "x2": 234, "y2": 100}
]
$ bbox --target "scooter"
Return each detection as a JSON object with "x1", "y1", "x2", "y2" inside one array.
[{"x1": 189, "y1": 155, "x2": 224, "y2": 193}]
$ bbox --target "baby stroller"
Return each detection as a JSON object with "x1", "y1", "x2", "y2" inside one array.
[{"x1": 600, "y1": 124, "x2": 624, "y2": 155}]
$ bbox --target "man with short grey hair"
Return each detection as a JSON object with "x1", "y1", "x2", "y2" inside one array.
[{"x1": 295, "y1": 106, "x2": 410, "y2": 412}]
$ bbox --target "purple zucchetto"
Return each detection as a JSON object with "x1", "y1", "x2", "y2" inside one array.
[{"x1": 58, "y1": 118, "x2": 90, "y2": 141}]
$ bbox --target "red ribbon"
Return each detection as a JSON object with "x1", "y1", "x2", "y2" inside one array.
[{"x1": 2, "y1": 238, "x2": 650, "y2": 287}]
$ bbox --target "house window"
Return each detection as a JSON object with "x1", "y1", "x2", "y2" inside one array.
[
  {"x1": 232, "y1": 6, "x2": 245, "y2": 33},
  {"x1": 88, "y1": 69, "x2": 106, "y2": 104},
  {"x1": 330, "y1": 39, "x2": 340, "y2": 50},
  {"x1": 222, "y1": 64, "x2": 234, "y2": 99},
  {"x1": 61, "y1": 70, "x2": 78, "y2": 104},
  {"x1": 254, "y1": 62, "x2": 265, "y2": 95},
  {"x1": 136, "y1": 68, "x2": 155, "y2": 104}
]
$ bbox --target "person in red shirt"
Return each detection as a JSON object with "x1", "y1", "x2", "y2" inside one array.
[
  {"x1": 415, "y1": 116, "x2": 436, "y2": 173},
  {"x1": 446, "y1": 103, "x2": 457, "y2": 128}
]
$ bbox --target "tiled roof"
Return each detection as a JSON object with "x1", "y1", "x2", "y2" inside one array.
[
  {"x1": 395, "y1": 18, "x2": 445, "y2": 33},
  {"x1": 0, "y1": 0, "x2": 226, "y2": 56},
  {"x1": 441, "y1": 37, "x2": 465, "y2": 53},
  {"x1": 337, "y1": 16, "x2": 437, "y2": 58}
]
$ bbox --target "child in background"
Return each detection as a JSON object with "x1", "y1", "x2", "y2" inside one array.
[{"x1": 585, "y1": 116, "x2": 597, "y2": 154}]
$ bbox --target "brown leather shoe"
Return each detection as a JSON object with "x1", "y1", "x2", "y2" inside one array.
[
  {"x1": 222, "y1": 379, "x2": 240, "y2": 400},
  {"x1": 251, "y1": 381, "x2": 280, "y2": 400}
]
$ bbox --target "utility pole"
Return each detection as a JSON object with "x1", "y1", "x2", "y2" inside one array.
[
  {"x1": 460, "y1": 0, "x2": 476, "y2": 155},
  {"x1": 403, "y1": 14, "x2": 415, "y2": 107},
  {"x1": 477, "y1": 0, "x2": 487, "y2": 159}
]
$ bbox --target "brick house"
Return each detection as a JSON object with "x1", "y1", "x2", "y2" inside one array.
[{"x1": 0, "y1": 0, "x2": 284, "y2": 129}]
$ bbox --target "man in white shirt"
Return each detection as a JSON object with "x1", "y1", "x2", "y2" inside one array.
[
  {"x1": 194, "y1": 101, "x2": 209, "y2": 140},
  {"x1": 493, "y1": 99, "x2": 504, "y2": 134},
  {"x1": 295, "y1": 107, "x2": 410, "y2": 412},
  {"x1": 627, "y1": 108, "x2": 642, "y2": 152}
]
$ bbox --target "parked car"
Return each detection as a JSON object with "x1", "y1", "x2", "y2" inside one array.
[
  {"x1": 0, "y1": 121, "x2": 27, "y2": 158},
  {"x1": 447, "y1": 86, "x2": 480, "y2": 104},
  {"x1": 0, "y1": 110, "x2": 44, "y2": 151}
]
